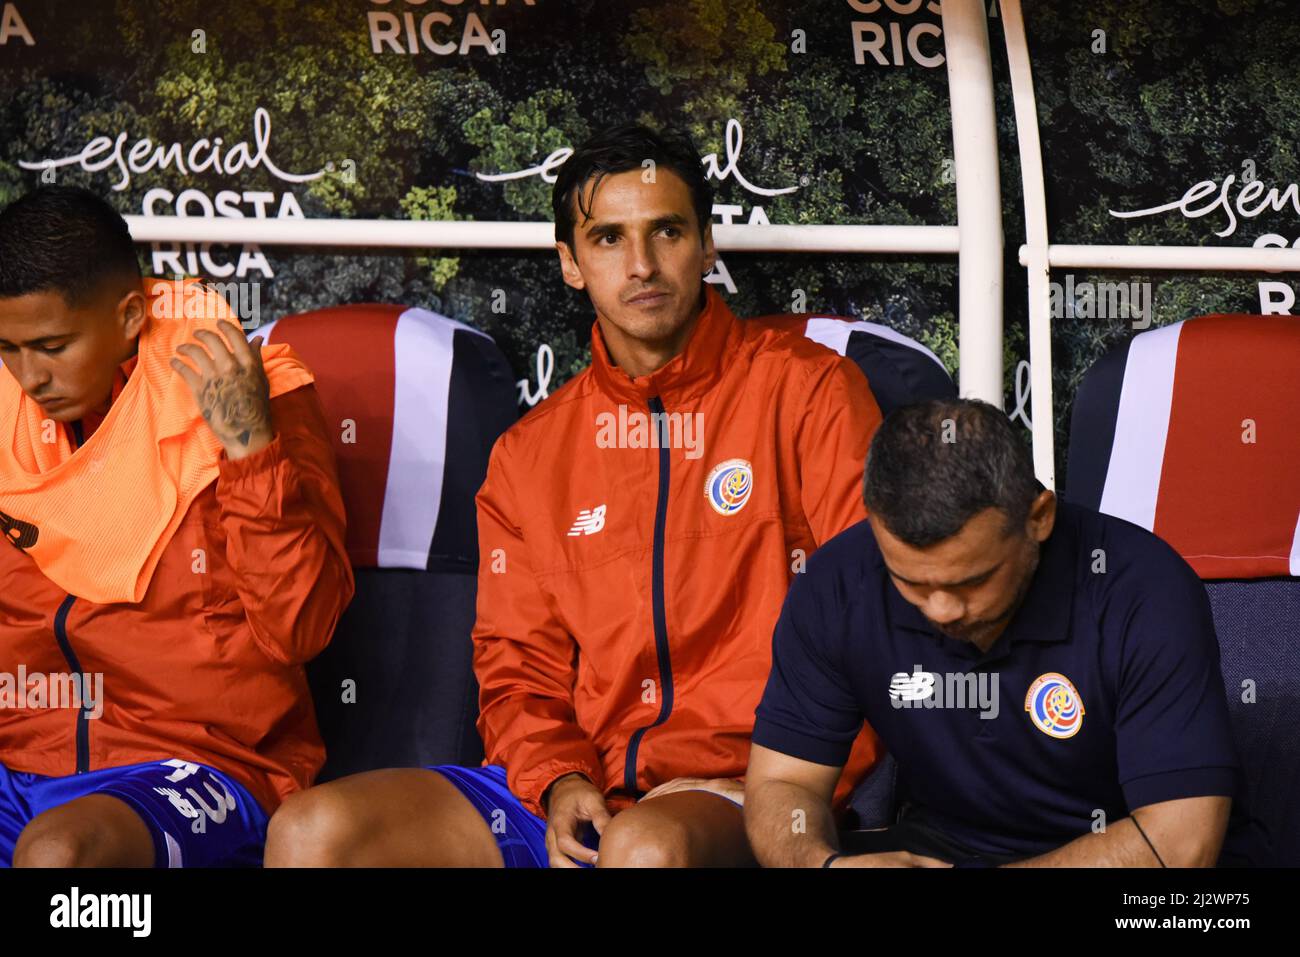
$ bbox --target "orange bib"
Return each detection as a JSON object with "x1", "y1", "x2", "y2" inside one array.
[{"x1": 0, "y1": 278, "x2": 314, "y2": 604}]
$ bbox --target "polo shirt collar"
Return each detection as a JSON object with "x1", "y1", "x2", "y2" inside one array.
[
  {"x1": 1003, "y1": 508, "x2": 1076, "y2": 645},
  {"x1": 881, "y1": 507, "x2": 1077, "y2": 650}
]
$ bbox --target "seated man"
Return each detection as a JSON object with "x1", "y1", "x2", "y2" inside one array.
[
  {"x1": 266, "y1": 122, "x2": 884, "y2": 868},
  {"x1": 746, "y1": 398, "x2": 1255, "y2": 868},
  {"x1": 0, "y1": 186, "x2": 354, "y2": 867}
]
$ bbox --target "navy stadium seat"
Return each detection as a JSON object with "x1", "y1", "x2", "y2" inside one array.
[{"x1": 750, "y1": 312, "x2": 957, "y2": 417}]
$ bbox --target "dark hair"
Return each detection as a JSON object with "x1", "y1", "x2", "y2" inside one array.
[
  {"x1": 551, "y1": 122, "x2": 713, "y2": 253},
  {"x1": 0, "y1": 186, "x2": 141, "y2": 306},
  {"x1": 864, "y1": 398, "x2": 1043, "y2": 547}
]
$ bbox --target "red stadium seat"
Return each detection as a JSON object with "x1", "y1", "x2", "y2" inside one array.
[
  {"x1": 255, "y1": 304, "x2": 518, "y2": 780},
  {"x1": 1066, "y1": 313, "x2": 1300, "y2": 865}
]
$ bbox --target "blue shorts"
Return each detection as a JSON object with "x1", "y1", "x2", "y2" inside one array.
[
  {"x1": 0, "y1": 759, "x2": 269, "y2": 868},
  {"x1": 428, "y1": 764, "x2": 600, "y2": 868}
]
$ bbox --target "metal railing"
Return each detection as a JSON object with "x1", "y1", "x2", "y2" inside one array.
[{"x1": 120, "y1": 0, "x2": 1004, "y2": 409}]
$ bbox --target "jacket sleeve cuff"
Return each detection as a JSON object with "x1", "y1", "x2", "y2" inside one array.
[
  {"x1": 516, "y1": 759, "x2": 606, "y2": 820},
  {"x1": 216, "y1": 432, "x2": 286, "y2": 482}
]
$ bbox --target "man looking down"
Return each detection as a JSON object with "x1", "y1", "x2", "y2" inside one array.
[
  {"x1": 745, "y1": 398, "x2": 1255, "y2": 868},
  {"x1": 0, "y1": 186, "x2": 353, "y2": 867}
]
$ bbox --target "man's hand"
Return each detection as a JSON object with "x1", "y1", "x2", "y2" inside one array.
[
  {"x1": 640, "y1": 776, "x2": 744, "y2": 806},
  {"x1": 832, "y1": 850, "x2": 952, "y2": 868},
  {"x1": 170, "y1": 319, "x2": 274, "y2": 461},
  {"x1": 543, "y1": 773, "x2": 612, "y2": 868}
]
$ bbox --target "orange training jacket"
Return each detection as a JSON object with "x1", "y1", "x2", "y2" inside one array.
[
  {"x1": 473, "y1": 284, "x2": 884, "y2": 818},
  {"x1": 0, "y1": 355, "x2": 354, "y2": 813}
]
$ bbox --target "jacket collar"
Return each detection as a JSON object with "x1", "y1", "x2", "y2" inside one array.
[
  {"x1": 91, "y1": 351, "x2": 139, "y2": 415},
  {"x1": 112, "y1": 352, "x2": 139, "y2": 404},
  {"x1": 589, "y1": 283, "x2": 742, "y2": 408},
  {"x1": 75, "y1": 352, "x2": 140, "y2": 445}
]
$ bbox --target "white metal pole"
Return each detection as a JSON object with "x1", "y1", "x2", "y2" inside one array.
[
  {"x1": 707, "y1": 224, "x2": 959, "y2": 254},
  {"x1": 122, "y1": 217, "x2": 961, "y2": 254},
  {"x1": 1019, "y1": 243, "x2": 1300, "y2": 271},
  {"x1": 942, "y1": 0, "x2": 1005, "y2": 407},
  {"x1": 1001, "y1": 0, "x2": 1056, "y2": 489},
  {"x1": 124, "y1": 218, "x2": 556, "y2": 249}
]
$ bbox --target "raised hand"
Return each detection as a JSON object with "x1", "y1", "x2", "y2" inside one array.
[{"x1": 170, "y1": 319, "x2": 274, "y2": 460}]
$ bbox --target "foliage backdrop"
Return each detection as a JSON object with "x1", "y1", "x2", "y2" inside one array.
[{"x1": 1, "y1": 0, "x2": 1296, "y2": 478}]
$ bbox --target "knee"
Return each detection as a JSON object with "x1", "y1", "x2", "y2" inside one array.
[
  {"x1": 264, "y1": 788, "x2": 358, "y2": 867},
  {"x1": 597, "y1": 809, "x2": 691, "y2": 868},
  {"x1": 14, "y1": 815, "x2": 98, "y2": 868}
]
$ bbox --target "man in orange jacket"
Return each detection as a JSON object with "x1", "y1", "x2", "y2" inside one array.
[
  {"x1": 266, "y1": 123, "x2": 883, "y2": 867},
  {"x1": 0, "y1": 186, "x2": 354, "y2": 867}
]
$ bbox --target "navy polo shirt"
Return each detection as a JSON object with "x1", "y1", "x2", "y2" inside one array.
[{"x1": 753, "y1": 500, "x2": 1243, "y2": 862}]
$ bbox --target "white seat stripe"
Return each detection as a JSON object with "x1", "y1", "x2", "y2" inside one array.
[
  {"x1": 377, "y1": 307, "x2": 457, "y2": 566},
  {"x1": 1099, "y1": 321, "x2": 1185, "y2": 530},
  {"x1": 803, "y1": 316, "x2": 948, "y2": 372}
]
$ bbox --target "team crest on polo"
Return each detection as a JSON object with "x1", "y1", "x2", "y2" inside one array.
[
  {"x1": 1024, "y1": 672, "x2": 1085, "y2": 739},
  {"x1": 705, "y1": 458, "x2": 753, "y2": 515}
]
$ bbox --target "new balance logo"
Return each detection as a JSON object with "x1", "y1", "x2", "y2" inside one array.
[
  {"x1": 568, "y1": 505, "x2": 607, "y2": 537},
  {"x1": 889, "y1": 667, "x2": 936, "y2": 702}
]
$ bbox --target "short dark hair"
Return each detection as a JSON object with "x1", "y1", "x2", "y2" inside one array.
[
  {"x1": 0, "y1": 186, "x2": 141, "y2": 306},
  {"x1": 864, "y1": 398, "x2": 1043, "y2": 548},
  {"x1": 551, "y1": 122, "x2": 713, "y2": 253}
]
